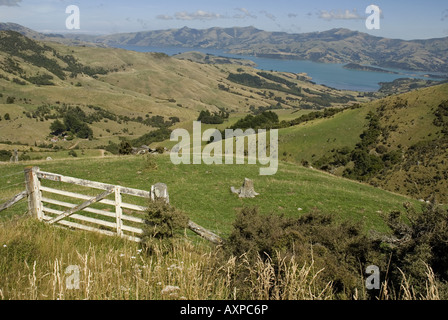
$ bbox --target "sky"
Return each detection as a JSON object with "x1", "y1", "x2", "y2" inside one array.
[{"x1": 0, "y1": 0, "x2": 448, "y2": 40}]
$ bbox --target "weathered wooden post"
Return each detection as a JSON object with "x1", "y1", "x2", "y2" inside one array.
[
  {"x1": 24, "y1": 166, "x2": 43, "y2": 220},
  {"x1": 114, "y1": 186, "x2": 123, "y2": 237}
]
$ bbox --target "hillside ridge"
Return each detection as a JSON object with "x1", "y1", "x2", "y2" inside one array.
[
  {"x1": 81, "y1": 26, "x2": 448, "y2": 73},
  {"x1": 1, "y1": 23, "x2": 447, "y2": 73}
]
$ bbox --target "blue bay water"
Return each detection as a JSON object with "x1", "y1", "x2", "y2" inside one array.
[{"x1": 115, "y1": 45, "x2": 439, "y2": 92}]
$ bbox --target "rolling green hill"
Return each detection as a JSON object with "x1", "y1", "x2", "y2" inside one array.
[
  {"x1": 1, "y1": 29, "x2": 447, "y2": 206},
  {"x1": 291, "y1": 83, "x2": 448, "y2": 202},
  {"x1": 0, "y1": 30, "x2": 363, "y2": 150}
]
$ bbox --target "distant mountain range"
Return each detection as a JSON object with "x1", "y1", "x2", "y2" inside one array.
[
  {"x1": 80, "y1": 26, "x2": 448, "y2": 73},
  {"x1": 2, "y1": 23, "x2": 448, "y2": 73},
  {"x1": 0, "y1": 22, "x2": 102, "y2": 47}
]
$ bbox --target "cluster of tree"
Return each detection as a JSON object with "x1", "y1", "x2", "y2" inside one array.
[
  {"x1": 197, "y1": 109, "x2": 229, "y2": 124},
  {"x1": 227, "y1": 72, "x2": 354, "y2": 107},
  {"x1": 229, "y1": 111, "x2": 279, "y2": 130},
  {"x1": 228, "y1": 72, "x2": 302, "y2": 97},
  {"x1": 26, "y1": 74, "x2": 54, "y2": 86},
  {"x1": 6, "y1": 96, "x2": 15, "y2": 104},
  {"x1": 23, "y1": 105, "x2": 55, "y2": 121},
  {"x1": 109, "y1": 113, "x2": 179, "y2": 128},
  {"x1": 0, "y1": 56, "x2": 23, "y2": 75},
  {"x1": 55, "y1": 52, "x2": 108, "y2": 79},
  {"x1": 217, "y1": 83, "x2": 229, "y2": 92},
  {"x1": 249, "y1": 104, "x2": 283, "y2": 115},
  {"x1": 46, "y1": 103, "x2": 182, "y2": 143},
  {"x1": 227, "y1": 107, "x2": 349, "y2": 132},
  {"x1": 0, "y1": 31, "x2": 109, "y2": 81},
  {"x1": 303, "y1": 94, "x2": 352, "y2": 107},
  {"x1": 129, "y1": 127, "x2": 172, "y2": 148},
  {"x1": 0, "y1": 150, "x2": 12, "y2": 162},
  {"x1": 140, "y1": 115, "x2": 179, "y2": 128},
  {"x1": 50, "y1": 106, "x2": 93, "y2": 139},
  {"x1": 102, "y1": 127, "x2": 172, "y2": 155},
  {"x1": 288, "y1": 108, "x2": 344, "y2": 127},
  {"x1": 313, "y1": 111, "x2": 402, "y2": 181},
  {"x1": 342, "y1": 112, "x2": 395, "y2": 180},
  {"x1": 257, "y1": 72, "x2": 298, "y2": 88},
  {"x1": 433, "y1": 100, "x2": 448, "y2": 136},
  {"x1": 12, "y1": 77, "x2": 26, "y2": 85}
]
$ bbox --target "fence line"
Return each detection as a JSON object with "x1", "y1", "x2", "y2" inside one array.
[
  {"x1": 0, "y1": 182, "x2": 25, "y2": 191},
  {"x1": 0, "y1": 171, "x2": 23, "y2": 179}
]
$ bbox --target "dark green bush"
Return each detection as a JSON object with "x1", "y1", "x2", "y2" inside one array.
[
  {"x1": 68, "y1": 150, "x2": 78, "y2": 157},
  {"x1": 197, "y1": 110, "x2": 226, "y2": 124},
  {"x1": 385, "y1": 202, "x2": 448, "y2": 297},
  {"x1": 118, "y1": 141, "x2": 132, "y2": 155},
  {"x1": 0, "y1": 150, "x2": 12, "y2": 162},
  {"x1": 224, "y1": 207, "x2": 378, "y2": 299},
  {"x1": 230, "y1": 111, "x2": 279, "y2": 130},
  {"x1": 141, "y1": 200, "x2": 189, "y2": 255}
]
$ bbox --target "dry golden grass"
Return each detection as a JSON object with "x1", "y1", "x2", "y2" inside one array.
[
  {"x1": 0, "y1": 216, "x2": 334, "y2": 300},
  {"x1": 0, "y1": 215, "x2": 442, "y2": 300}
]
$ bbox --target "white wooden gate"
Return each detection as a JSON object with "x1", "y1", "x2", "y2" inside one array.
[{"x1": 21, "y1": 166, "x2": 223, "y2": 244}]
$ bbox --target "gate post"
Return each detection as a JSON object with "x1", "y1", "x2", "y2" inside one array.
[
  {"x1": 114, "y1": 186, "x2": 123, "y2": 237},
  {"x1": 24, "y1": 166, "x2": 43, "y2": 220}
]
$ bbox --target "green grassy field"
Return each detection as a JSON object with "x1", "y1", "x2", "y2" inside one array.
[
  {"x1": 278, "y1": 106, "x2": 372, "y2": 163},
  {"x1": 0, "y1": 154, "x2": 420, "y2": 237}
]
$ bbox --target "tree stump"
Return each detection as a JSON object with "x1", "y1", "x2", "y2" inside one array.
[
  {"x1": 151, "y1": 183, "x2": 170, "y2": 203},
  {"x1": 231, "y1": 178, "x2": 259, "y2": 198}
]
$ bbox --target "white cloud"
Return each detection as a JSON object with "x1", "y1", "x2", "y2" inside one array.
[
  {"x1": 260, "y1": 10, "x2": 276, "y2": 21},
  {"x1": 233, "y1": 8, "x2": 257, "y2": 19},
  {"x1": 174, "y1": 10, "x2": 224, "y2": 21},
  {"x1": 0, "y1": 0, "x2": 21, "y2": 6},
  {"x1": 288, "y1": 13, "x2": 298, "y2": 18},
  {"x1": 156, "y1": 14, "x2": 174, "y2": 21},
  {"x1": 319, "y1": 9, "x2": 363, "y2": 21}
]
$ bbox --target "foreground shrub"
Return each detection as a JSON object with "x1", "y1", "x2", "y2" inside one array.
[
  {"x1": 141, "y1": 200, "x2": 189, "y2": 255},
  {"x1": 384, "y1": 201, "x2": 448, "y2": 298},
  {"x1": 224, "y1": 207, "x2": 378, "y2": 299}
]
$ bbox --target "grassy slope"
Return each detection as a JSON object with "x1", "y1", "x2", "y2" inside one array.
[
  {"x1": 0, "y1": 155, "x2": 420, "y2": 237},
  {"x1": 278, "y1": 106, "x2": 372, "y2": 163},
  {"x1": 272, "y1": 83, "x2": 448, "y2": 202},
  {"x1": 370, "y1": 84, "x2": 448, "y2": 201},
  {"x1": 0, "y1": 35, "x2": 365, "y2": 148}
]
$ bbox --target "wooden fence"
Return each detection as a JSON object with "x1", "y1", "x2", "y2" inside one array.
[{"x1": 1, "y1": 166, "x2": 222, "y2": 244}]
